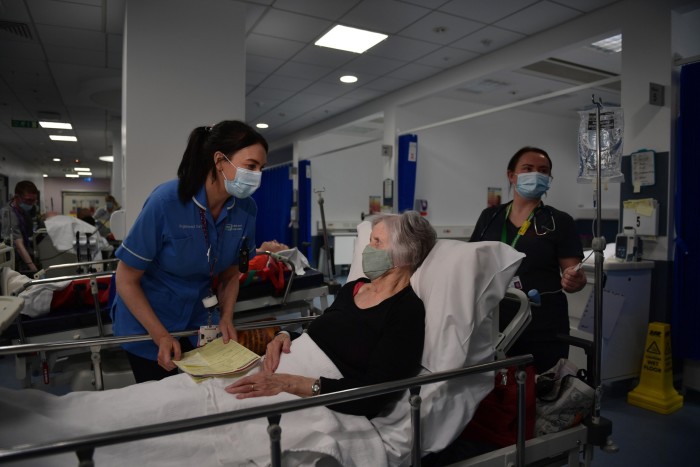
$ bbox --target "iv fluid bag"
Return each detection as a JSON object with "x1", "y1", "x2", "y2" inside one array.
[{"x1": 577, "y1": 107, "x2": 624, "y2": 183}]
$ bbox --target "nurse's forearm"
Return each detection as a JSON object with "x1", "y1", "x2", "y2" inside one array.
[
  {"x1": 218, "y1": 273, "x2": 240, "y2": 321},
  {"x1": 116, "y1": 264, "x2": 170, "y2": 343}
]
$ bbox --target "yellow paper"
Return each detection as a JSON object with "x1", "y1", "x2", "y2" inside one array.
[
  {"x1": 174, "y1": 337, "x2": 260, "y2": 377},
  {"x1": 623, "y1": 198, "x2": 655, "y2": 217}
]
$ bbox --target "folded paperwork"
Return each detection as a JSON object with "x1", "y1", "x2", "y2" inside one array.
[{"x1": 174, "y1": 337, "x2": 261, "y2": 378}]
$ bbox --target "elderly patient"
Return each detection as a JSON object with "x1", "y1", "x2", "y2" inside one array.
[{"x1": 227, "y1": 210, "x2": 436, "y2": 418}]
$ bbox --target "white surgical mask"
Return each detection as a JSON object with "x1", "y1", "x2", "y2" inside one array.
[
  {"x1": 515, "y1": 172, "x2": 551, "y2": 199},
  {"x1": 362, "y1": 245, "x2": 394, "y2": 280},
  {"x1": 222, "y1": 156, "x2": 262, "y2": 199}
]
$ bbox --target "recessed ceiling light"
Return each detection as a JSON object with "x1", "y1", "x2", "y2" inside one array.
[
  {"x1": 65, "y1": 174, "x2": 79, "y2": 178},
  {"x1": 340, "y1": 75, "x2": 358, "y2": 84},
  {"x1": 315, "y1": 25, "x2": 387, "y2": 54},
  {"x1": 39, "y1": 121, "x2": 72, "y2": 130},
  {"x1": 256, "y1": 123, "x2": 269, "y2": 129},
  {"x1": 43, "y1": 174, "x2": 48, "y2": 178},
  {"x1": 99, "y1": 155, "x2": 114, "y2": 162},
  {"x1": 53, "y1": 158, "x2": 61, "y2": 162},
  {"x1": 49, "y1": 135, "x2": 78, "y2": 142},
  {"x1": 590, "y1": 34, "x2": 622, "y2": 53},
  {"x1": 74, "y1": 167, "x2": 91, "y2": 172}
]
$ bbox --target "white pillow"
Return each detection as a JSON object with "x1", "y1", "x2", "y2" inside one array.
[{"x1": 347, "y1": 221, "x2": 525, "y2": 463}]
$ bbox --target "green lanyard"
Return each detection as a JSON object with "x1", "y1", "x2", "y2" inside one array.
[{"x1": 501, "y1": 203, "x2": 536, "y2": 248}]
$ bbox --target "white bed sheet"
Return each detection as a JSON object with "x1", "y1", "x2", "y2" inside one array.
[{"x1": 0, "y1": 333, "x2": 386, "y2": 467}]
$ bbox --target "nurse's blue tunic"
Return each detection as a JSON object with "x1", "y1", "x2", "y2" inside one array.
[{"x1": 112, "y1": 180, "x2": 257, "y2": 360}]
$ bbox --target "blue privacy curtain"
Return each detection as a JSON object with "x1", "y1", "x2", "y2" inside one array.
[
  {"x1": 672, "y1": 61, "x2": 700, "y2": 359},
  {"x1": 252, "y1": 163, "x2": 293, "y2": 249},
  {"x1": 297, "y1": 160, "x2": 312, "y2": 260},
  {"x1": 397, "y1": 134, "x2": 418, "y2": 213}
]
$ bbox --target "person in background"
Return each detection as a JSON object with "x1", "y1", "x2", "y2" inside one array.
[
  {"x1": 470, "y1": 146, "x2": 587, "y2": 373},
  {"x1": 227, "y1": 211, "x2": 437, "y2": 419},
  {"x1": 0, "y1": 180, "x2": 43, "y2": 275},
  {"x1": 76, "y1": 207, "x2": 97, "y2": 226},
  {"x1": 112, "y1": 120, "x2": 268, "y2": 383},
  {"x1": 94, "y1": 195, "x2": 121, "y2": 239}
]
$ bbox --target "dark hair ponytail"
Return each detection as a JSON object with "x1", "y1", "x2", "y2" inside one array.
[{"x1": 177, "y1": 121, "x2": 268, "y2": 203}]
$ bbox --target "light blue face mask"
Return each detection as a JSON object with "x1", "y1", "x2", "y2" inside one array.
[
  {"x1": 515, "y1": 172, "x2": 551, "y2": 199},
  {"x1": 362, "y1": 244, "x2": 394, "y2": 280},
  {"x1": 19, "y1": 203, "x2": 33, "y2": 212},
  {"x1": 222, "y1": 156, "x2": 262, "y2": 199}
]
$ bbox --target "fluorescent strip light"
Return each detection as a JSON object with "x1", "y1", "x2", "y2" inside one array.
[
  {"x1": 315, "y1": 25, "x2": 387, "y2": 54},
  {"x1": 74, "y1": 167, "x2": 91, "y2": 172},
  {"x1": 43, "y1": 174, "x2": 48, "y2": 178},
  {"x1": 99, "y1": 155, "x2": 114, "y2": 162},
  {"x1": 340, "y1": 75, "x2": 358, "y2": 83},
  {"x1": 49, "y1": 135, "x2": 78, "y2": 142},
  {"x1": 78, "y1": 172, "x2": 93, "y2": 176},
  {"x1": 39, "y1": 121, "x2": 72, "y2": 130},
  {"x1": 590, "y1": 34, "x2": 622, "y2": 53},
  {"x1": 65, "y1": 174, "x2": 80, "y2": 178},
  {"x1": 53, "y1": 158, "x2": 61, "y2": 162},
  {"x1": 256, "y1": 123, "x2": 269, "y2": 129}
]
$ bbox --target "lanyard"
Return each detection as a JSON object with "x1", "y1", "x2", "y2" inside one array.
[
  {"x1": 501, "y1": 203, "x2": 536, "y2": 248},
  {"x1": 198, "y1": 207, "x2": 224, "y2": 292}
]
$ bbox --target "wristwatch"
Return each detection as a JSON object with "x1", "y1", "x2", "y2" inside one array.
[{"x1": 311, "y1": 378, "x2": 321, "y2": 396}]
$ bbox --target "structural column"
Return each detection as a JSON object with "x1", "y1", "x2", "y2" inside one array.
[{"x1": 122, "y1": 0, "x2": 246, "y2": 228}]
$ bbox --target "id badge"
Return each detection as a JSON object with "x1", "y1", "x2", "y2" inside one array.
[
  {"x1": 508, "y1": 275, "x2": 522, "y2": 290},
  {"x1": 198, "y1": 325, "x2": 221, "y2": 347}
]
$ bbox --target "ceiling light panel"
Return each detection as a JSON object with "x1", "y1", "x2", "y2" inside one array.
[{"x1": 315, "y1": 25, "x2": 387, "y2": 54}]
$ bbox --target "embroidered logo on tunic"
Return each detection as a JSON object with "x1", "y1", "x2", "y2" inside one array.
[
  {"x1": 226, "y1": 224, "x2": 242, "y2": 231},
  {"x1": 179, "y1": 224, "x2": 200, "y2": 229}
]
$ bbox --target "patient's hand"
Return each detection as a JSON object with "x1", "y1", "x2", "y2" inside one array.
[
  {"x1": 262, "y1": 333, "x2": 292, "y2": 374},
  {"x1": 225, "y1": 373, "x2": 316, "y2": 399}
]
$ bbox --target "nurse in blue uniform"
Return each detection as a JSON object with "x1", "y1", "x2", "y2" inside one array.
[{"x1": 112, "y1": 120, "x2": 268, "y2": 382}]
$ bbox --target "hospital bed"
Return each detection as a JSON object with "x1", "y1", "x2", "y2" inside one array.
[
  {"x1": 0, "y1": 228, "x2": 535, "y2": 466},
  {"x1": 1, "y1": 219, "x2": 615, "y2": 467}
]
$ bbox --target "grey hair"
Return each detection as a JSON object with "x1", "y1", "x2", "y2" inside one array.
[{"x1": 369, "y1": 211, "x2": 437, "y2": 272}]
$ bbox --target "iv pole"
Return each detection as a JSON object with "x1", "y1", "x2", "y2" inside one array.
[
  {"x1": 586, "y1": 95, "x2": 618, "y2": 456},
  {"x1": 314, "y1": 188, "x2": 340, "y2": 294}
]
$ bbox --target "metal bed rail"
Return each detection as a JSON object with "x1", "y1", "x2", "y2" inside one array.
[
  {"x1": 0, "y1": 315, "x2": 318, "y2": 357},
  {"x1": 0, "y1": 354, "x2": 534, "y2": 467},
  {"x1": 34, "y1": 258, "x2": 120, "y2": 278}
]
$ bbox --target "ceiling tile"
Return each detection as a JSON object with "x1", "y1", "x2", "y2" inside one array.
[
  {"x1": 259, "y1": 74, "x2": 314, "y2": 93},
  {"x1": 554, "y1": 0, "x2": 620, "y2": 13},
  {"x1": 36, "y1": 24, "x2": 104, "y2": 51},
  {"x1": 275, "y1": 61, "x2": 334, "y2": 81},
  {"x1": 399, "y1": 11, "x2": 484, "y2": 45},
  {"x1": 415, "y1": 46, "x2": 479, "y2": 69},
  {"x1": 254, "y1": 8, "x2": 332, "y2": 42},
  {"x1": 362, "y1": 75, "x2": 412, "y2": 93},
  {"x1": 495, "y1": 1, "x2": 582, "y2": 35},
  {"x1": 27, "y1": 0, "x2": 102, "y2": 30},
  {"x1": 341, "y1": 0, "x2": 431, "y2": 34},
  {"x1": 270, "y1": 0, "x2": 361, "y2": 20},
  {"x1": 342, "y1": 53, "x2": 406, "y2": 76},
  {"x1": 366, "y1": 35, "x2": 442, "y2": 61},
  {"x1": 451, "y1": 25, "x2": 525, "y2": 53},
  {"x1": 246, "y1": 54, "x2": 285, "y2": 74},
  {"x1": 246, "y1": 33, "x2": 306, "y2": 60},
  {"x1": 386, "y1": 62, "x2": 442, "y2": 82},
  {"x1": 439, "y1": 0, "x2": 539, "y2": 24}
]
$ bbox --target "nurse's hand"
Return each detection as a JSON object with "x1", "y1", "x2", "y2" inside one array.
[
  {"x1": 219, "y1": 318, "x2": 238, "y2": 344},
  {"x1": 561, "y1": 265, "x2": 587, "y2": 293},
  {"x1": 262, "y1": 332, "x2": 291, "y2": 374},
  {"x1": 157, "y1": 335, "x2": 181, "y2": 371}
]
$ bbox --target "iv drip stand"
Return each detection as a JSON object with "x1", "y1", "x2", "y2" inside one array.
[
  {"x1": 314, "y1": 188, "x2": 340, "y2": 294},
  {"x1": 586, "y1": 95, "x2": 618, "y2": 455}
]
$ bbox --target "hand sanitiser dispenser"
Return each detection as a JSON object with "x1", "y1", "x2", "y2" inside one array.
[{"x1": 615, "y1": 227, "x2": 639, "y2": 262}]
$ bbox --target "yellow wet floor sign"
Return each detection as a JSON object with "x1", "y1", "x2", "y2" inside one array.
[{"x1": 627, "y1": 322, "x2": 683, "y2": 414}]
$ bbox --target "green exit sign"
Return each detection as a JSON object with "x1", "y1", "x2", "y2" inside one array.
[{"x1": 11, "y1": 119, "x2": 39, "y2": 128}]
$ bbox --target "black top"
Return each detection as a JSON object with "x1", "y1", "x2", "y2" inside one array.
[
  {"x1": 306, "y1": 278, "x2": 425, "y2": 418},
  {"x1": 470, "y1": 202, "x2": 583, "y2": 371}
]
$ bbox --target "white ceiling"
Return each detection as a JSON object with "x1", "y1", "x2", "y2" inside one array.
[{"x1": 0, "y1": 0, "x2": 657, "y2": 178}]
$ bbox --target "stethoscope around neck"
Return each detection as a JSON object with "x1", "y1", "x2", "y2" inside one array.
[{"x1": 476, "y1": 200, "x2": 556, "y2": 242}]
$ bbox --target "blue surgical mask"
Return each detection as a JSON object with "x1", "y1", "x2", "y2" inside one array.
[
  {"x1": 515, "y1": 172, "x2": 551, "y2": 199},
  {"x1": 362, "y1": 245, "x2": 394, "y2": 280},
  {"x1": 106, "y1": 201, "x2": 114, "y2": 210},
  {"x1": 19, "y1": 203, "x2": 33, "y2": 212},
  {"x1": 222, "y1": 156, "x2": 262, "y2": 199}
]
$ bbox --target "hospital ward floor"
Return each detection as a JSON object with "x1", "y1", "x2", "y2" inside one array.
[{"x1": 1, "y1": 351, "x2": 698, "y2": 466}]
